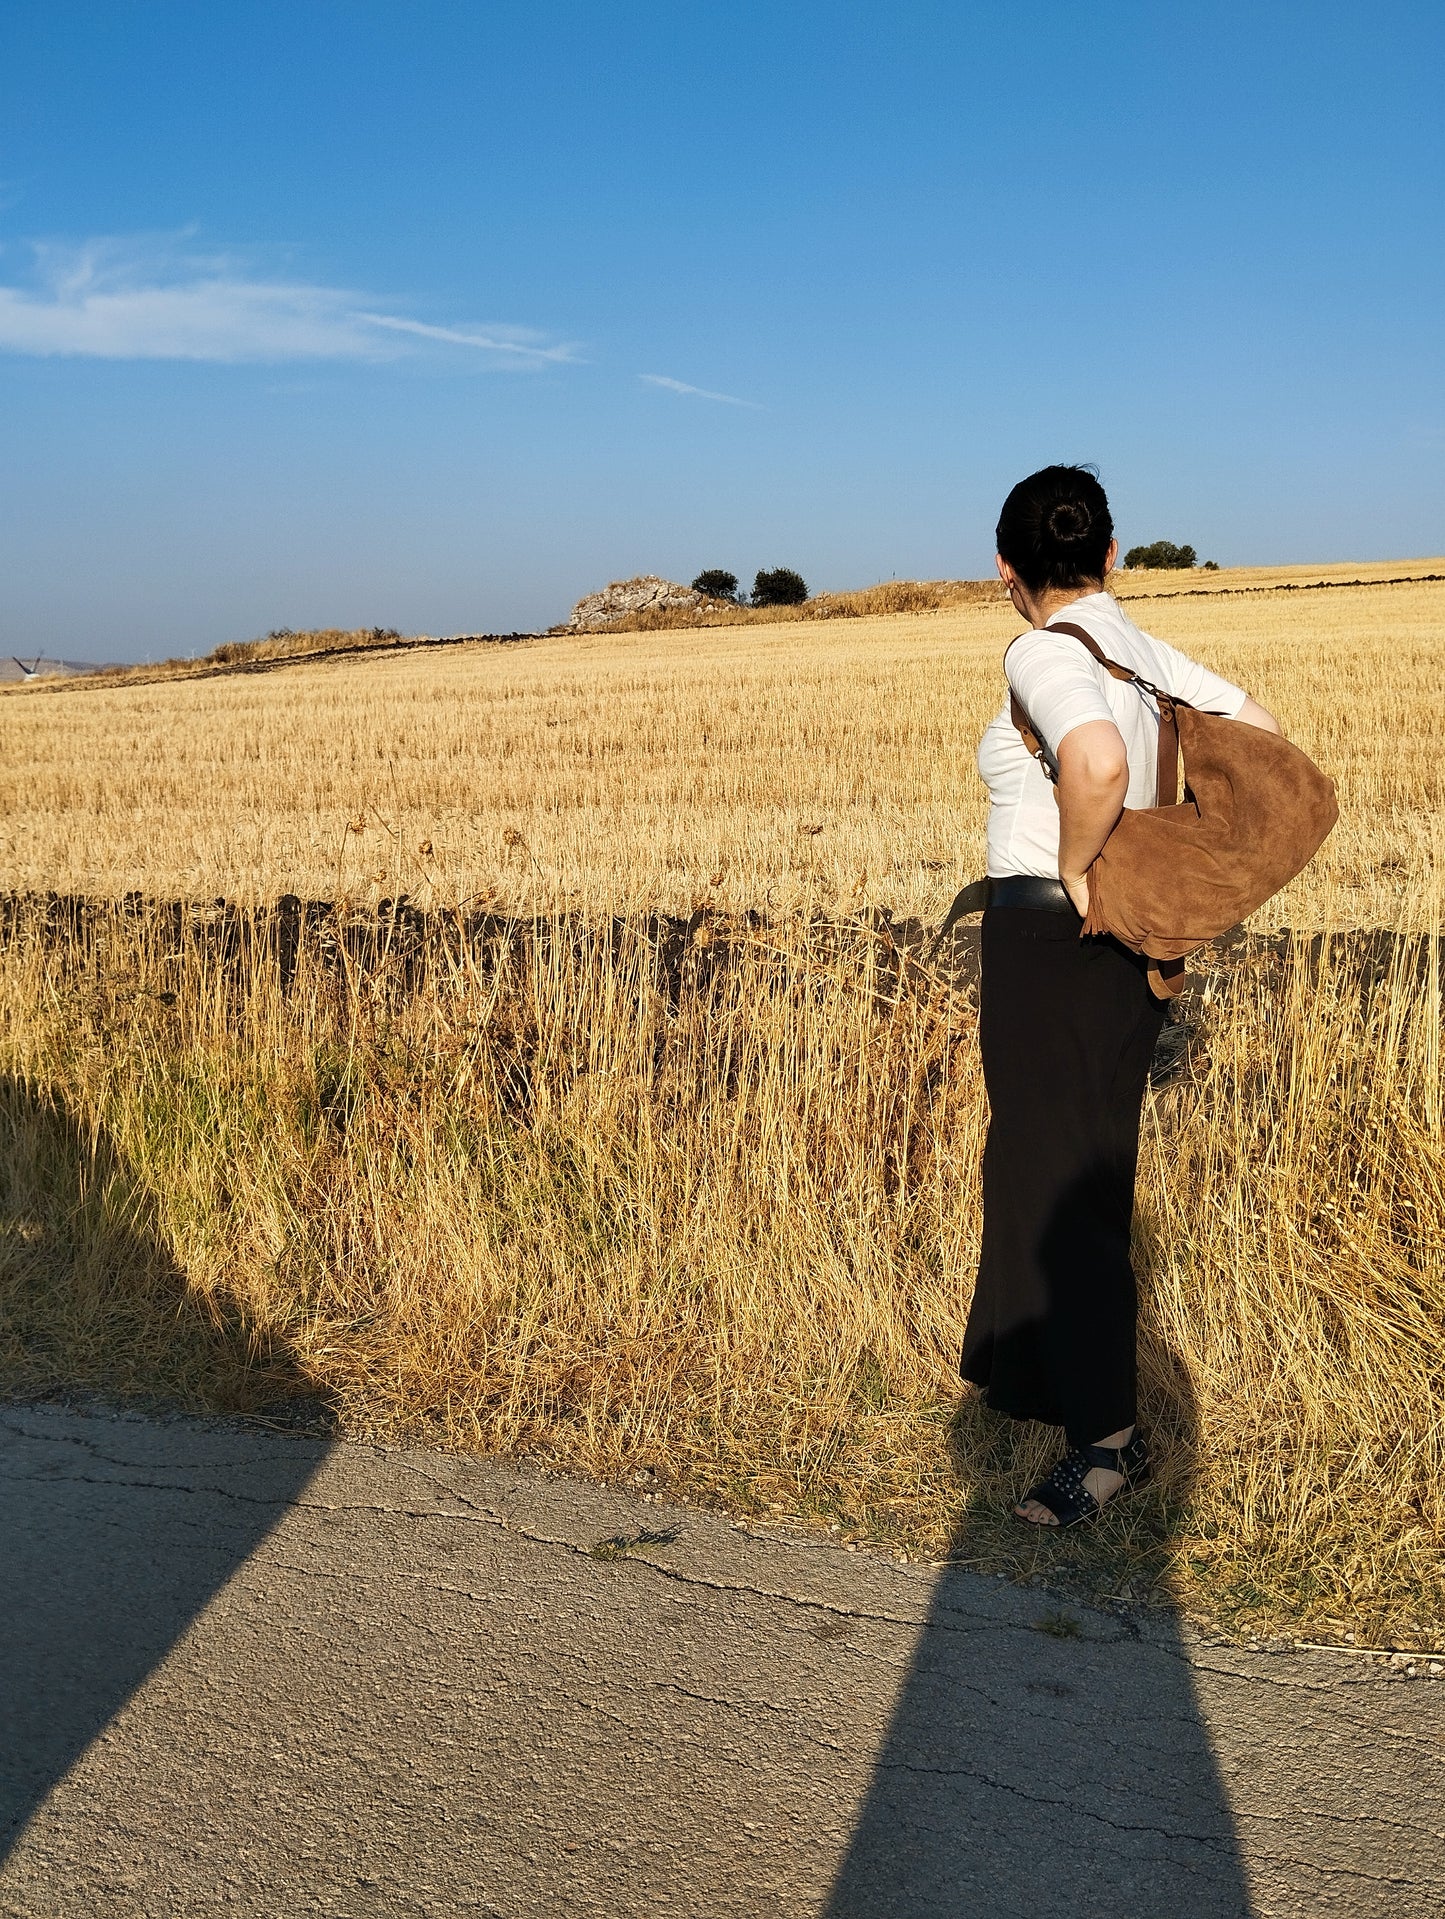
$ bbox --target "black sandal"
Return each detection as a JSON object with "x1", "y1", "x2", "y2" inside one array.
[{"x1": 1015, "y1": 1431, "x2": 1150, "y2": 1529}]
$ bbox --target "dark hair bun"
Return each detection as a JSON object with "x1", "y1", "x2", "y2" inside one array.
[
  {"x1": 1044, "y1": 500, "x2": 1092, "y2": 546},
  {"x1": 995, "y1": 465, "x2": 1114, "y2": 595}
]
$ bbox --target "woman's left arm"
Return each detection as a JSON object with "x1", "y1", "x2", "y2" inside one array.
[{"x1": 1056, "y1": 719, "x2": 1129, "y2": 916}]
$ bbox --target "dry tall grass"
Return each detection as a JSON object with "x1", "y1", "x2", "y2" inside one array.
[{"x1": 1, "y1": 572, "x2": 1442, "y2": 1642}]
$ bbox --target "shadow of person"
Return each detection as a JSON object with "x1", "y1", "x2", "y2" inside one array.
[
  {"x1": 822, "y1": 1199, "x2": 1254, "y2": 1917},
  {"x1": 0, "y1": 1073, "x2": 333, "y2": 1863}
]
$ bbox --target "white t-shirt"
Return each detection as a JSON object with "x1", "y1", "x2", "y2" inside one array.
[{"x1": 976, "y1": 590, "x2": 1249, "y2": 880}]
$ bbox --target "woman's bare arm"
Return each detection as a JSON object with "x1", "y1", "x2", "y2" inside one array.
[
  {"x1": 1233, "y1": 695, "x2": 1282, "y2": 734},
  {"x1": 1056, "y1": 718, "x2": 1129, "y2": 916}
]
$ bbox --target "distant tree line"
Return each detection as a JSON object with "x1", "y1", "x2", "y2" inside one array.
[
  {"x1": 694, "y1": 549, "x2": 1225, "y2": 599},
  {"x1": 692, "y1": 567, "x2": 809, "y2": 607},
  {"x1": 1122, "y1": 541, "x2": 1219, "y2": 571}
]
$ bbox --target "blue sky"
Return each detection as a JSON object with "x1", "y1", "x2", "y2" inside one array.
[{"x1": 2, "y1": 1, "x2": 1442, "y2": 660}]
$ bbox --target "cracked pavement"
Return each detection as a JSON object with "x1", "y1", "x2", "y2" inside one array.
[{"x1": 1, "y1": 1407, "x2": 1440, "y2": 1917}]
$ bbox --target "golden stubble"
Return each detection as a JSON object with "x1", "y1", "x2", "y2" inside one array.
[{"x1": 2, "y1": 575, "x2": 1443, "y2": 927}]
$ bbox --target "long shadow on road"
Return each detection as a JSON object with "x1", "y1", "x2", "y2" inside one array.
[
  {"x1": 0, "y1": 1075, "x2": 331, "y2": 1864},
  {"x1": 823, "y1": 1341, "x2": 1255, "y2": 1917}
]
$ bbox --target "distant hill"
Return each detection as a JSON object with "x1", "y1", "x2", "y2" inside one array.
[
  {"x1": 0, "y1": 628, "x2": 530, "y2": 697},
  {"x1": 0, "y1": 657, "x2": 118, "y2": 684}
]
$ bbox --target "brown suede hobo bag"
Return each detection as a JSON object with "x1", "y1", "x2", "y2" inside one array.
[{"x1": 1011, "y1": 620, "x2": 1339, "y2": 994}]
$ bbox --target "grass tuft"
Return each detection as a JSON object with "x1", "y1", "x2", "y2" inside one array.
[{"x1": 1034, "y1": 1611, "x2": 1083, "y2": 1639}]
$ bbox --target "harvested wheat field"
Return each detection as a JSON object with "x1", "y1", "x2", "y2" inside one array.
[{"x1": 2, "y1": 564, "x2": 1442, "y2": 1646}]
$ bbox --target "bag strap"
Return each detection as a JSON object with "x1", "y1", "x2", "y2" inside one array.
[{"x1": 1009, "y1": 619, "x2": 1180, "y2": 807}]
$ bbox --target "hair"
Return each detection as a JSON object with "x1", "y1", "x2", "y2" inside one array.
[{"x1": 995, "y1": 464, "x2": 1114, "y2": 594}]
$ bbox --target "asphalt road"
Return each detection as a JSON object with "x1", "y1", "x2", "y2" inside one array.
[{"x1": 2, "y1": 1404, "x2": 1440, "y2": 1918}]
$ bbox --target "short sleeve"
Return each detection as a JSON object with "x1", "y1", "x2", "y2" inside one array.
[
  {"x1": 1144, "y1": 634, "x2": 1249, "y2": 717},
  {"x1": 1004, "y1": 631, "x2": 1116, "y2": 759}
]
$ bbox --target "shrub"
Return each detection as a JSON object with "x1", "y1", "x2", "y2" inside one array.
[
  {"x1": 752, "y1": 567, "x2": 809, "y2": 607},
  {"x1": 1123, "y1": 541, "x2": 1199, "y2": 570},
  {"x1": 691, "y1": 570, "x2": 740, "y2": 601}
]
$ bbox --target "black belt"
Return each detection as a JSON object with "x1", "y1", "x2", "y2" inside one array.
[
  {"x1": 986, "y1": 875, "x2": 1077, "y2": 913},
  {"x1": 926, "y1": 874, "x2": 1077, "y2": 959}
]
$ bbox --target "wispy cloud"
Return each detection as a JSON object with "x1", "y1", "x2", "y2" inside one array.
[
  {"x1": 359, "y1": 313, "x2": 577, "y2": 363},
  {"x1": 640, "y1": 372, "x2": 761, "y2": 408},
  {"x1": 0, "y1": 236, "x2": 579, "y2": 365}
]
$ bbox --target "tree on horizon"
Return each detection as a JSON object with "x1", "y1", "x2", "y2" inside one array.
[
  {"x1": 1123, "y1": 540, "x2": 1201, "y2": 569},
  {"x1": 751, "y1": 567, "x2": 809, "y2": 607},
  {"x1": 692, "y1": 569, "x2": 740, "y2": 601}
]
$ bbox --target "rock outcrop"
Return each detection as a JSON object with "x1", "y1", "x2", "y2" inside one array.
[{"x1": 566, "y1": 576, "x2": 705, "y2": 632}]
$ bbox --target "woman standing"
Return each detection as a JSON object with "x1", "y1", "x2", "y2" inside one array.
[{"x1": 962, "y1": 465, "x2": 1282, "y2": 1527}]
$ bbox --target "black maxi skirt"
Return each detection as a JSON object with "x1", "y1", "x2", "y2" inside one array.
[{"x1": 959, "y1": 904, "x2": 1166, "y2": 1448}]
